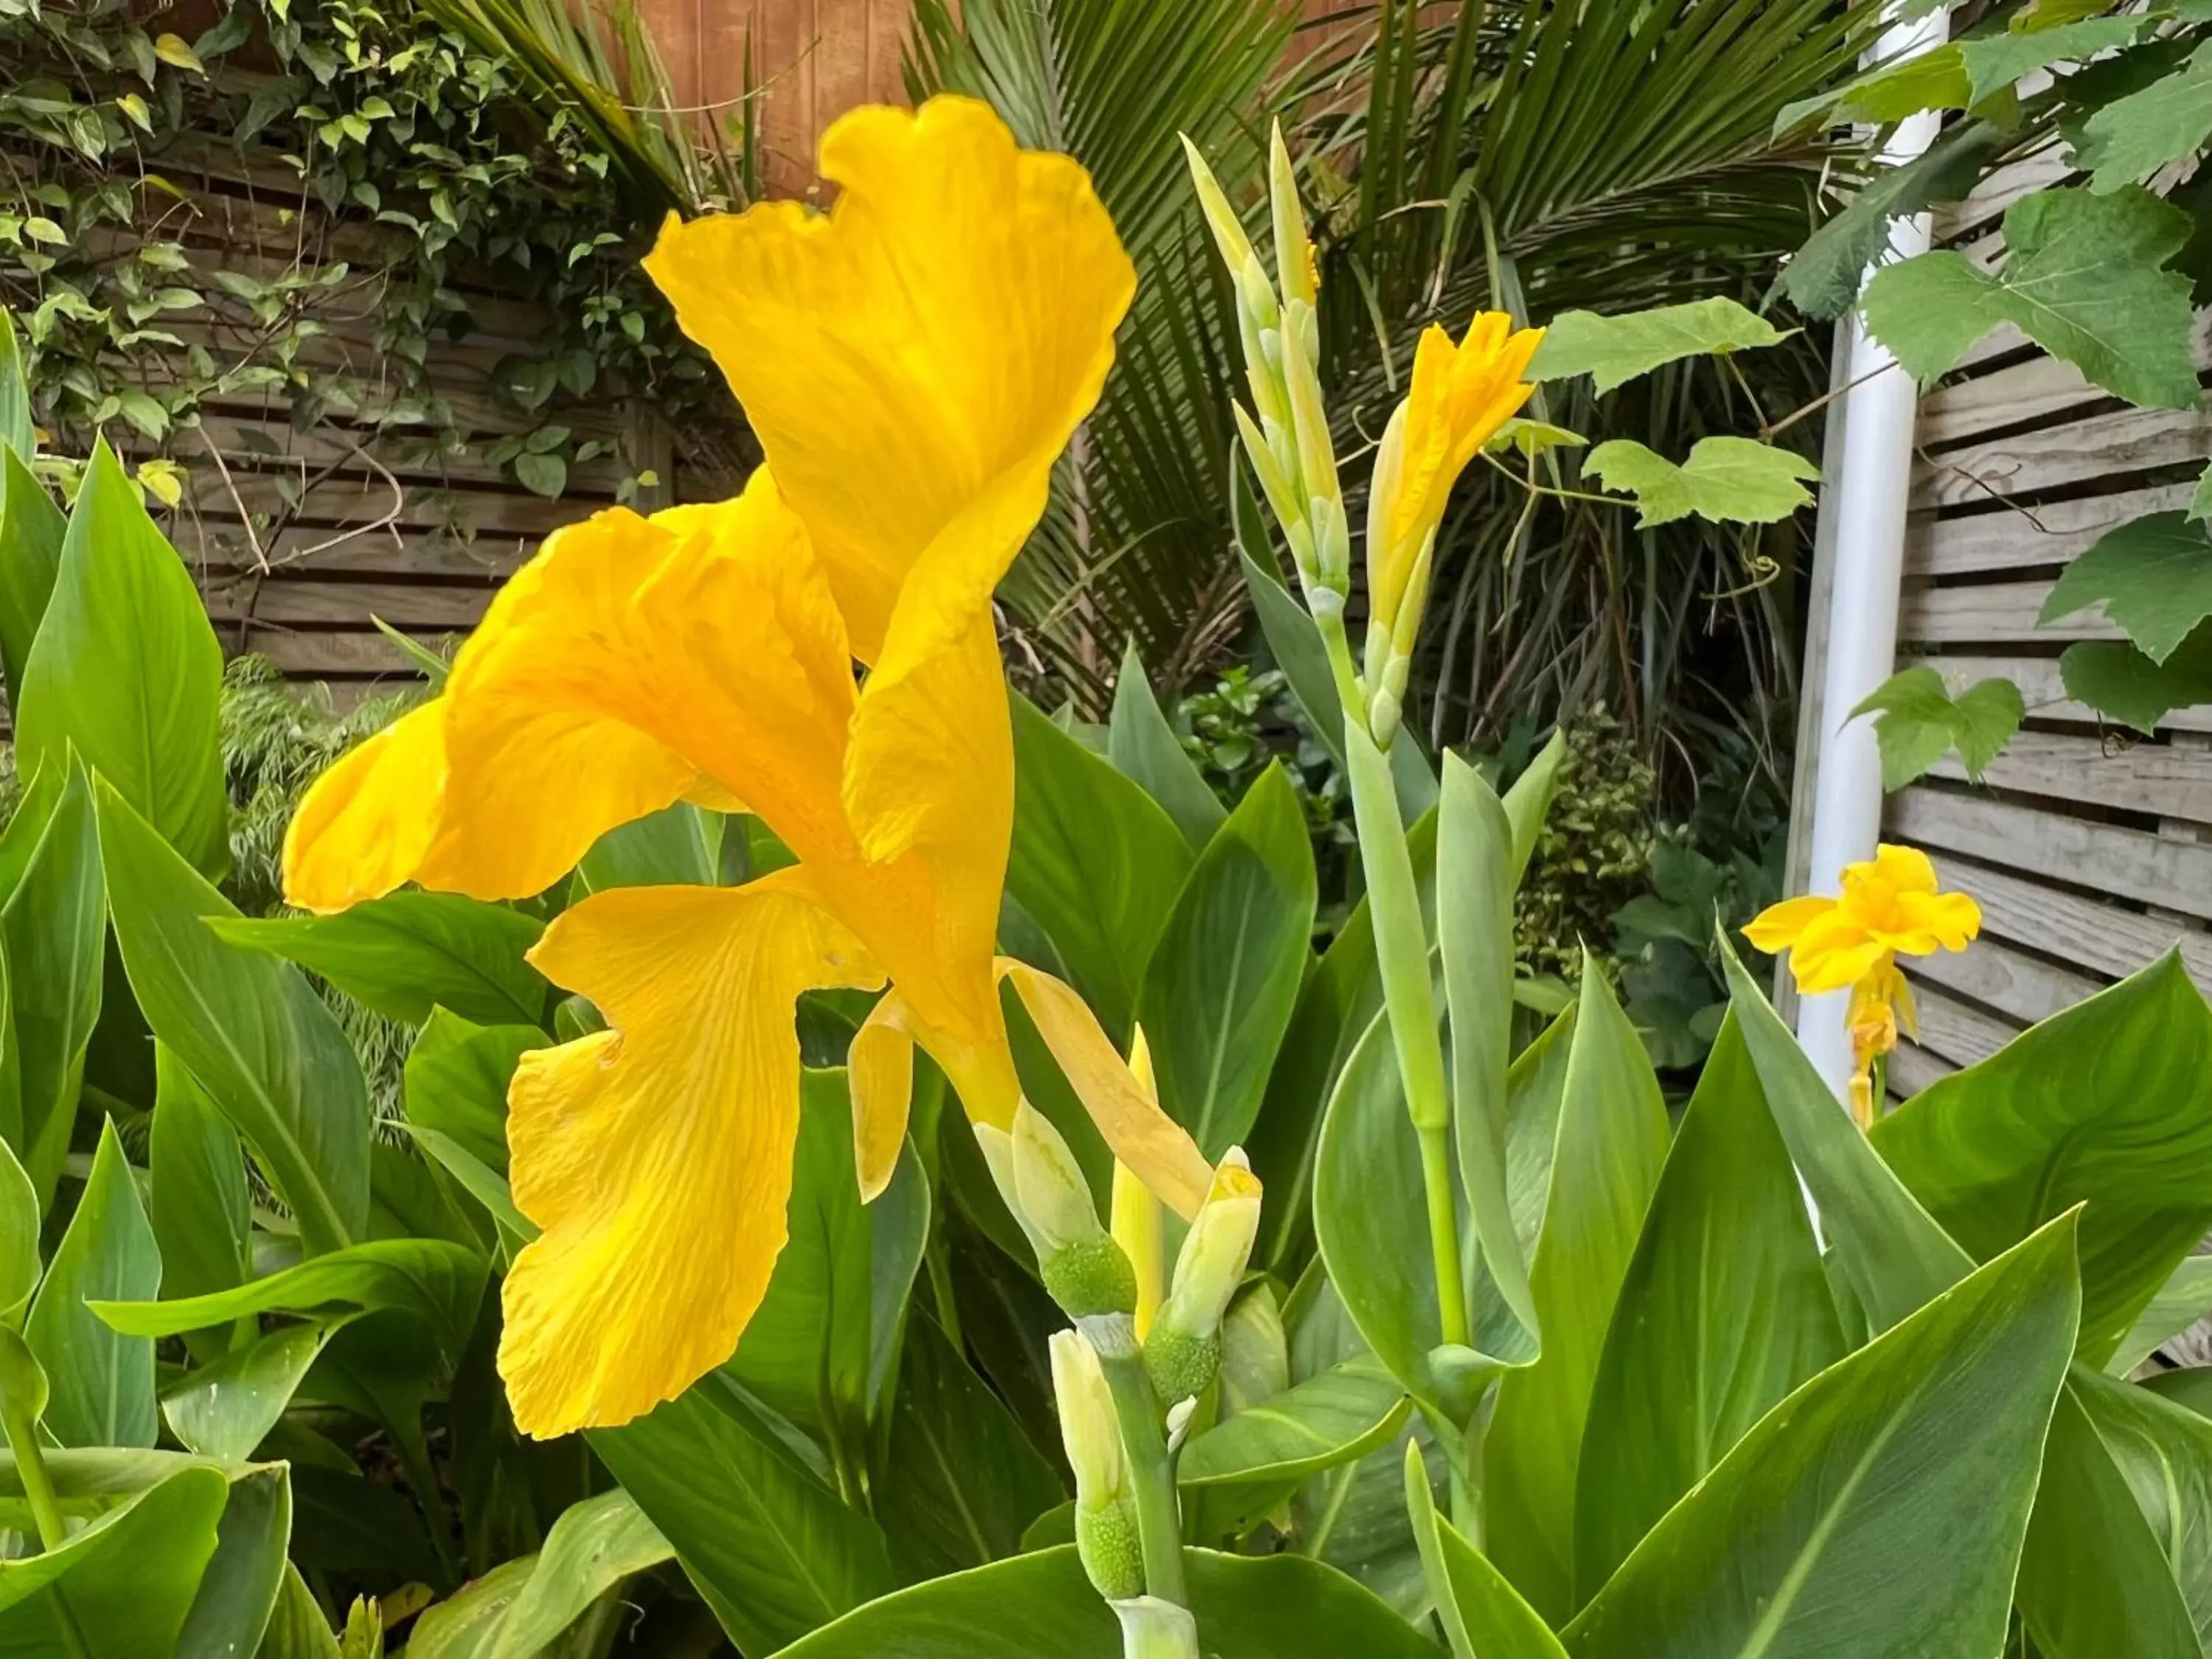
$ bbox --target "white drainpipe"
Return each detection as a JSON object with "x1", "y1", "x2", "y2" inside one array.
[{"x1": 1794, "y1": 4, "x2": 1951, "y2": 1099}]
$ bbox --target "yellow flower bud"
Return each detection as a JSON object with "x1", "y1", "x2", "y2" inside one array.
[
  {"x1": 1179, "y1": 133, "x2": 1256, "y2": 279},
  {"x1": 1145, "y1": 1150, "x2": 1262, "y2": 1404},
  {"x1": 1012, "y1": 1102, "x2": 1137, "y2": 1317},
  {"x1": 1050, "y1": 1329, "x2": 1145, "y2": 1601},
  {"x1": 1269, "y1": 122, "x2": 1316, "y2": 312}
]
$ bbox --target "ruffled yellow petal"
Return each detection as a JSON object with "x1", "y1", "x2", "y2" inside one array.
[
  {"x1": 1789, "y1": 909, "x2": 1891, "y2": 996},
  {"x1": 498, "y1": 870, "x2": 883, "y2": 1436},
  {"x1": 1888, "y1": 888, "x2": 1983, "y2": 955},
  {"x1": 282, "y1": 700, "x2": 449, "y2": 914},
  {"x1": 849, "y1": 990, "x2": 917, "y2": 1204},
  {"x1": 643, "y1": 95, "x2": 1135, "y2": 661},
  {"x1": 998, "y1": 959, "x2": 1214, "y2": 1220},
  {"x1": 1857, "y1": 843, "x2": 1940, "y2": 897},
  {"x1": 1742, "y1": 893, "x2": 1836, "y2": 956}
]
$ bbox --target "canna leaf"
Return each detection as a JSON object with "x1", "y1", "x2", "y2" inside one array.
[
  {"x1": 1107, "y1": 638, "x2": 1225, "y2": 849},
  {"x1": 148, "y1": 1044, "x2": 250, "y2": 1310},
  {"x1": 175, "y1": 1464, "x2": 291, "y2": 1659},
  {"x1": 4, "y1": 759, "x2": 104, "y2": 1206},
  {"x1": 0, "y1": 447, "x2": 64, "y2": 713},
  {"x1": 26, "y1": 1118, "x2": 160, "y2": 1448},
  {"x1": 0, "y1": 1464, "x2": 228, "y2": 1655},
  {"x1": 2110, "y1": 1256, "x2": 2212, "y2": 1377},
  {"x1": 490, "y1": 1489, "x2": 673, "y2": 1658}
]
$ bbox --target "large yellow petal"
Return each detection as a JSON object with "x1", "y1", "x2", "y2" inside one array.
[
  {"x1": 498, "y1": 870, "x2": 883, "y2": 1436},
  {"x1": 848, "y1": 990, "x2": 917, "y2": 1204},
  {"x1": 1790, "y1": 909, "x2": 1890, "y2": 996},
  {"x1": 643, "y1": 95, "x2": 1135, "y2": 659},
  {"x1": 282, "y1": 700, "x2": 450, "y2": 914},
  {"x1": 1741, "y1": 893, "x2": 1835, "y2": 956}
]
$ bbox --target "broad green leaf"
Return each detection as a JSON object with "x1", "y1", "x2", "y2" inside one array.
[
  {"x1": 403, "y1": 1009, "x2": 543, "y2": 1175},
  {"x1": 251, "y1": 1563, "x2": 342, "y2": 1659},
  {"x1": 1407, "y1": 1441, "x2": 1568, "y2": 1659},
  {"x1": 0, "y1": 1464, "x2": 228, "y2": 1655},
  {"x1": 175, "y1": 1464, "x2": 290, "y2": 1659},
  {"x1": 406, "y1": 1555, "x2": 537, "y2": 1659},
  {"x1": 148, "y1": 1042, "x2": 250, "y2": 1308},
  {"x1": 2070, "y1": 1365, "x2": 2212, "y2": 1644},
  {"x1": 1440, "y1": 754, "x2": 1537, "y2": 1340},
  {"x1": 0, "y1": 449, "x2": 64, "y2": 712},
  {"x1": 1848, "y1": 664, "x2": 2024, "y2": 787},
  {"x1": 1959, "y1": 14, "x2": 2146, "y2": 105},
  {"x1": 0, "y1": 313, "x2": 29, "y2": 465},
  {"x1": 1181, "y1": 1358, "x2": 1411, "y2": 1491},
  {"x1": 575, "y1": 801, "x2": 724, "y2": 891},
  {"x1": 4, "y1": 761, "x2": 104, "y2": 1203},
  {"x1": 26, "y1": 1118, "x2": 160, "y2": 1447},
  {"x1": 2077, "y1": 41, "x2": 2212, "y2": 195},
  {"x1": 1528, "y1": 299, "x2": 1792, "y2": 394},
  {"x1": 1773, "y1": 44, "x2": 1969, "y2": 133},
  {"x1": 1137, "y1": 763, "x2": 1316, "y2": 1157},
  {"x1": 1486, "y1": 968, "x2": 1669, "y2": 1624},
  {"x1": 2111, "y1": 1256, "x2": 2212, "y2": 1377},
  {"x1": 2040, "y1": 511, "x2": 2212, "y2": 664},
  {"x1": 1008, "y1": 692, "x2": 1192, "y2": 1038},
  {"x1": 1500, "y1": 730, "x2": 1568, "y2": 887},
  {"x1": 1583, "y1": 437, "x2": 1818, "y2": 529},
  {"x1": 1473, "y1": 1006, "x2": 1579, "y2": 1362},
  {"x1": 1292, "y1": 1419, "x2": 1437, "y2": 1622},
  {"x1": 1780, "y1": 120, "x2": 2004, "y2": 321},
  {"x1": 866, "y1": 1134, "x2": 931, "y2": 1417},
  {"x1": 1871, "y1": 953, "x2": 2212, "y2": 1364},
  {"x1": 406, "y1": 1124, "x2": 532, "y2": 1257},
  {"x1": 874, "y1": 1312, "x2": 1062, "y2": 1585},
  {"x1": 1486, "y1": 418, "x2": 1586, "y2": 462},
  {"x1": 96, "y1": 780, "x2": 370, "y2": 1254},
  {"x1": 17, "y1": 439, "x2": 227, "y2": 877},
  {"x1": 590, "y1": 1369, "x2": 893, "y2": 1652},
  {"x1": 1573, "y1": 1016, "x2": 1845, "y2": 1596},
  {"x1": 93, "y1": 1237, "x2": 485, "y2": 1360},
  {"x1": 490, "y1": 1489, "x2": 672, "y2": 1658},
  {"x1": 1719, "y1": 936, "x2": 1972, "y2": 1332},
  {"x1": 1862, "y1": 186, "x2": 2199, "y2": 410},
  {"x1": 0, "y1": 1135, "x2": 34, "y2": 1321},
  {"x1": 2191, "y1": 461, "x2": 2212, "y2": 524},
  {"x1": 1107, "y1": 639, "x2": 1225, "y2": 849},
  {"x1": 776, "y1": 1545, "x2": 1444, "y2": 1659},
  {"x1": 163, "y1": 1322, "x2": 341, "y2": 1461},
  {"x1": 1565, "y1": 1214, "x2": 2082, "y2": 1658},
  {"x1": 2059, "y1": 625, "x2": 2212, "y2": 733},
  {"x1": 207, "y1": 892, "x2": 548, "y2": 1030}
]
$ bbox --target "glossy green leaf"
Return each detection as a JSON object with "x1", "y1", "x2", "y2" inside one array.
[
  {"x1": 207, "y1": 892, "x2": 547, "y2": 1030},
  {"x1": 575, "y1": 800, "x2": 723, "y2": 891},
  {"x1": 17, "y1": 439, "x2": 227, "y2": 877},
  {"x1": 1779, "y1": 119, "x2": 2003, "y2": 320},
  {"x1": 1848, "y1": 664, "x2": 2024, "y2": 789},
  {"x1": 778, "y1": 1545, "x2": 1444, "y2": 1659},
  {"x1": 490, "y1": 1489, "x2": 672, "y2": 1658},
  {"x1": 1957, "y1": 13, "x2": 2145, "y2": 104},
  {"x1": 1529, "y1": 298, "x2": 1792, "y2": 392},
  {"x1": 163, "y1": 1321, "x2": 341, "y2": 1461},
  {"x1": 4, "y1": 760, "x2": 104, "y2": 1204},
  {"x1": 1871, "y1": 953, "x2": 2212, "y2": 1364},
  {"x1": 96, "y1": 779, "x2": 370, "y2": 1255},
  {"x1": 253, "y1": 1563, "x2": 341, "y2": 1659},
  {"x1": 1181, "y1": 1357, "x2": 1409, "y2": 1491},
  {"x1": 2112, "y1": 1256, "x2": 2212, "y2": 1377},
  {"x1": 1500, "y1": 731, "x2": 1568, "y2": 887},
  {"x1": 0, "y1": 1133, "x2": 35, "y2": 1322},
  {"x1": 590, "y1": 1369, "x2": 892, "y2": 1652},
  {"x1": 2076, "y1": 41, "x2": 2212, "y2": 195},
  {"x1": 1486, "y1": 968, "x2": 1669, "y2": 1624},
  {"x1": 403, "y1": 1009, "x2": 545, "y2": 1175},
  {"x1": 1007, "y1": 692, "x2": 1192, "y2": 1038},
  {"x1": 1107, "y1": 638, "x2": 1225, "y2": 849},
  {"x1": 1584, "y1": 437, "x2": 1818, "y2": 529},
  {"x1": 1863, "y1": 185, "x2": 2199, "y2": 410},
  {"x1": 0, "y1": 312, "x2": 29, "y2": 466},
  {"x1": 2040, "y1": 512, "x2": 2212, "y2": 665},
  {"x1": 1574, "y1": 1015, "x2": 1845, "y2": 1596},
  {"x1": 1138, "y1": 762, "x2": 1316, "y2": 1157},
  {"x1": 1439, "y1": 753, "x2": 1535, "y2": 1340},
  {"x1": 874, "y1": 1312, "x2": 1062, "y2": 1585},
  {"x1": 1719, "y1": 936, "x2": 1970, "y2": 1332},
  {"x1": 1565, "y1": 1214, "x2": 2083, "y2": 1658},
  {"x1": 1408, "y1": 1440, "x2": 1567, "y2": 1659},
  {"x1": 27, "y1": 1118, "x2": 160, "y2": 1447},
  {"x1": 2058, "y1": 626, "x2": 2212, "y2": 734},
  {"x1": 2070, "y1": 1364, "x2": 2212, "y2": 1645},
  {"x1": 0, "y1": 449, "x2": 64, "y2": 713},
  {"x1": 0, "y1": 1464, "x2": 229, "y2": 1656},
  {"x1": 93, "y1": 1237, "x2": 484, "y2": 1360},
  {"x1": 149, "y1": 1042, "x2": 250, "y2": 1309},
  {"x1": 175, "y1": 1464, "x2": 291, "y2": 1659},
  {"x1": 866, "y1": 1135, "x2": 931, "y2": 1417},
  {"x1": 406, "y1": 1555, "x2": 537, "y2": 1659}
]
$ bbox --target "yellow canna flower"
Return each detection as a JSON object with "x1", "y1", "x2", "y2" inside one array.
[
  {"x1": 277, "y1": 98, "x2": 1220, "y2": 1437},
  {"x1": 1744, "y1": 844, "x2": 1980, "y2": 996},
  {"x1": 1364, "y1": 313, "x2": 1545, "y2": 664}
]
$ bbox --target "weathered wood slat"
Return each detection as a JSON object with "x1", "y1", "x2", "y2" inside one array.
[
  {"x1": 240, "y1": 627, "x2": 459, "y2": 678},
  {"x1": 1933, "y1": 146, "x2": 2071, "y2": 245},
  {"x1": 184, "y1": 471, "x2": 582, "y2": 536},
  {"x1": 187, "y1": 524, "x2": 534, "y2": 582},
  {"x1": 1909, "y1": 404, "x2": 2212, "y2": 512},
  {"x1": 1899, "y1": 978, "x2": 2020, "y2": 1068},
  {"x1": 1919, "y1": 846, "x2": 2212, "y2": 991},
  {"x1": 1898, "y1": 580, "x2": 2119, "y2": 645},
  {"x1": 203, "y1": 577, "x2": 496, "y2": 630},
  {"x1": 1905, "y1": 483, "x2": 2195, "y2": 577},
  {"x1": 1921, "y1": 316, "x2": 2212, "y2": 448},
  {"x1": 188, "y1": 412, "x2": 634, "y2": 495},
  {"x1": 1924, "y1": 729, "x2": 2212, "y2": 823},
  {"x1": 1904, "y1": 929, "x2": 2104, "y2": 1027},
  {"x1": 1899, "y1": 653, "x2": 2212, "y2": 734},
  {"x1": 1888, "y1": 786, "x2": 2212, "y2": 923},
  {"x1": 1887, "y1": 1039, "x2": 1956, "y2": 1099}
]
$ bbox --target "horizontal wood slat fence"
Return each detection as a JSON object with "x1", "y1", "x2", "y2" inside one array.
[{"x1": 1881, "y1": 141, "x2": 2212, "y2": 1096}]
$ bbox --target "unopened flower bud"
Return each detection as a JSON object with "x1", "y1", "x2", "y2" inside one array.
[
  {"x1": 1268, "y1": 122, "x2": 1316, "y2": 312},
  {"x1": 1145, "y1": 1150, "x2": 1262, "y2": 1405},
  {"x1": 1113, "y1": 1596, "x2": 1201, "y2": 1659},
  {"x1": 1050, "y1": 1329, "x2": 1145, "y2": 1601},
  {"x1": 1310, "y1": 491, "x2": 1350, "y2": 594},
  {"x1": 1368, "y1": 686, "x2": 1402, "y2": 749},
  {"x1": 1180, "y1": 135, "x2": 1256, "y2": 279},
  {"x1": 1013, "y1": 1104, "x2": 1137, "y2": 1317}
]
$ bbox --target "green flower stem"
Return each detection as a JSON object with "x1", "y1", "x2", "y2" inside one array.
[
  {"x1": 1085, "y1": 1318, "x2": 1189, "y2": 1610},
  {"x1": 3, "y1": 1397, "x2": 89, "y2": 1659},
  {"x1": 1343, "y1": 711, "x2": 1470, "y2": 1353}
]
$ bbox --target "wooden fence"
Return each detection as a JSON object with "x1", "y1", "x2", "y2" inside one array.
[{"x1": 1874, "y1": 143, "x2": 2212, "y2": 1093}]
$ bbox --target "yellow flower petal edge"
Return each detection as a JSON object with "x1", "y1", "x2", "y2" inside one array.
[
  {"x1": 998, "y1": 960, "x2": 1214, "y2": 1220},
  {"x1": 282, "y1": 700, "x2": 450, "y2": 914},
  {"x1": 849, "y1": 990, "x2": 918, "y2": 1204},
  {"x1": 1739, "y1": 893, "x2": 1833, "y2": 957},
  {"x1": 498, "y1": 871, "x2": 883, "y2": 1436},
  {"x1": 643, "y1": 94, "x2": 1137, "y2": 663}
]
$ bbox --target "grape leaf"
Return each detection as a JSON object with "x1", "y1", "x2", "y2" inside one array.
[
  {"x1": 2076, "y1": 41, "x2": 2212, "y2": 195},
  {"x1": 2038, "y1": 511, "x2": 2212, "y2": 664},
  {"x1": 1528, "y1": 299, "x2": 1794, "y2": 394},
  {"x1": 1778, "y1": 122, "x2": 2004, "y2": 321},
  {"x1": 1774, "y1": 46, "x2": 1969, "y2": 136},
  {"x1": 2188, "y1": 462, "x2": 2212, "y2": 524},
  {"x1": 1848, "y1": 666, "x2": 2024, "y2": 790},
  {"x1": 2059, "y1": 622, "x2": 2212, "y2": 734},
  {"x1": 1861, "y1": 184, "x2": 2199, "y2": 409},
  {"x1": 1958, "y1": 15, "x2": 2146, "y2": 107},
  {"x1": 1583, "y1": 438, "x2": 1819, "y2": 528},
  {"x1": 1486, "y1": 418, "x2": 1586, "y2": 461}
]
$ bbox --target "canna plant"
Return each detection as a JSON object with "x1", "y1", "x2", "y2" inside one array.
[{"x1": 0, "y1": 89, "x2": 2209, "y2": 1659}]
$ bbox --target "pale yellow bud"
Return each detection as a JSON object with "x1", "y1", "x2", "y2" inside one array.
[
  {"x1": 1269, "y1": 122, "x2": 1316, "y2": 311},
  {"x1": 1146, "y1": 1150, "x2": 1263, "y2": 1403},
  {"x1": 1179, "y1": 133, "x2": 1256, "y2": 278}
]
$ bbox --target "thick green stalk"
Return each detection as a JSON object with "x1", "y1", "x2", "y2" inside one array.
[
  {"x1": 4, "y1": 1398, "x2": 89, "y2": 1659},
  {"x1": 1086, "y1": 1319, "x2": 1189, "y2": 1610}
]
